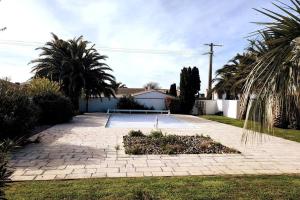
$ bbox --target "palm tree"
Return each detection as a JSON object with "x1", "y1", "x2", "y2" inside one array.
[
  {"x1": 143, "y1": 82, "x2": 160, "y2": 90},
  {"x1": 31, "y1": 33, "x2": 68, "y2": 82},
  {"x1": 31, "y1": 33, "x2": 116, "y2": 111},
  {"x1": 242, "y1": 0, "x2": 300, "y2": 138},
  {"x1": 112, "y1": 82, "x2": 127, "y2": 93},
  {"x1": 81, "y1": 44, "x2": 116, "y2": 112},
  {"x1": 213, "y1": 53, "x2": 255, "y2": 100}
]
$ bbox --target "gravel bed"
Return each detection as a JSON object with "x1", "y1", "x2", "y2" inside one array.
[{"x1": 123, "y1": 134, "x2": 240, "y2": 155}]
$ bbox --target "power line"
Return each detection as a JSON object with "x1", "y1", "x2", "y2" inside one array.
[{"x1": 0, "y1": 40, "x2": 202, "y2": 56}]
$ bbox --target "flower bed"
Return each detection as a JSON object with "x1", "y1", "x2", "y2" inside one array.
[{"x1": 123, "y1": 130, "x2": 240, "y2": 155}]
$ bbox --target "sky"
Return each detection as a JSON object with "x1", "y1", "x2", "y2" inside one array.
[{"x1": 0, "y1": 0, "x2": 275, "y2": 93}]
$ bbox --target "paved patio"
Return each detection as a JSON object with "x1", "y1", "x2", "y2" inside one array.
[{"x1": 9, "y1": 113, "x2": 300, "y2": 181}]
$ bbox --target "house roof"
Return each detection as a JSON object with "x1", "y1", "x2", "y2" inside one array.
[
  {"x1": 116, "y1": 88, "x2": 168, "y2": 97},
  {"x1": 132, "y1": 89, "x2": 175, "y2": 99},
  {"x1": 116, "y1": 88, "x2": 145, "y2": 96}
]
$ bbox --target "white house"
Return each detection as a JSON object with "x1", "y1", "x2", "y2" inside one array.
[{"x1": 132, "y1": 90, "x2": 174, "y2": 110}]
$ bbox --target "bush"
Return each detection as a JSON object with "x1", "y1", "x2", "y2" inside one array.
[
  {"x1": 0, "y1": 139, "x2": 15, "y2": 199},
  {"x1": 129, "y1": 130, "x2": 145, "y2": 137},
  {"x1": 117, "y1": 95, "x2": 152, "y2": 110},
  {"x1": 165, "y1": 97, "x2": 181, "y2": 114},
  {"x1": 149, "y1": 130, "x2": 163, "y2": 138},
  {"x1": 33, "y1": 92, "x2": 73, "y2": 124},
  {"x1": 27, "y1": 78, "x2": 61, "y2": 96},
  {"x1": 0, "y1": 81, "x2": 37, "y2": 139}
]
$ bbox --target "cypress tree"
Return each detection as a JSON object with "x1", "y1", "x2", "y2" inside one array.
[
  {"x1": 169, "y1": 83, "x2": 177, "y2": 97},
  {"x1": 179, "y1": 67, "x2": 195, "y2": 114},
  {"x1": 191, "y1": 66, "x2": 201, "y2": 96}
]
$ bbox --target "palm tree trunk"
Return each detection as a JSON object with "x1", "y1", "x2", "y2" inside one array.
[
  {"x1": 287, "y1": 96, "x2": 300, "y2": 130},
  {"x1": 272, "y1": 96, "x2": 288, "y2": 128},
  {"x1": 238, "y1": 93, "x2": 249, "y2": 120},
  {"x1": 85, "y1": 94, "x2": 89, "y2": 113},
  {"x1": 70, "y1": 95, "x2": 80, "y2": 113}
]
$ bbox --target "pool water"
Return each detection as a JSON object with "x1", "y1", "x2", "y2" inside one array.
[{"x1": 106, "y1": 114, "x2": 196, "y2": 128}]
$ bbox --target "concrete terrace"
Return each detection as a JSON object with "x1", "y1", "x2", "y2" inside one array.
[{"x1": 9, "y1": 113, "x2": 300, "y2": 181}]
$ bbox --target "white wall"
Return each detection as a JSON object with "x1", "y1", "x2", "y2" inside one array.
[
  {"x1": 217, "y1": 100, "x2": 240, "y2": 119},
  {"x1": 79, "y1": 98, "x2": 118, "y2": 112},
  {"x1": 196, "y1": 100, "x2": 240, "y2": 119}
]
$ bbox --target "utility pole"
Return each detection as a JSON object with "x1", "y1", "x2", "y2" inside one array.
[{"x1": 204, "y1": 43, "x2": 222, "y2": 100}]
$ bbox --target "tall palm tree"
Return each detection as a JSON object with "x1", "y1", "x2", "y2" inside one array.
[
  {"x1": 83, "y1": 47, "x2": 116, "y2": 112},
  {"x1": 112, "y1": 82, "x2": 127, "y2": 93},
  {"x1": 213, "y1": 53, "x2": 255, "y2": 100},
  {"x1": 31, "y1": 33, "x2": 116, "y2": 111},
  {"x1": 242, "y1": 0, "x2": 300, "y2": 139},
  {"x1": 31, "y1": 33, "x2": 69, "y2": 82}
]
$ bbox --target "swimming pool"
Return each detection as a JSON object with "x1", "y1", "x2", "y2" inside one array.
[{"x1": 106, "y1": 114, "x2": 196, "y2": 128}]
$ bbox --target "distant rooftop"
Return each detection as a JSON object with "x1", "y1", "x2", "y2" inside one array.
[{"x1": 116, "y1": 88, "x2": 168, "y2": 97}]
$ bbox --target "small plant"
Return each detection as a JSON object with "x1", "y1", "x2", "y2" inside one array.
[
  {"x1": 161, "y1": 135, "x2": 181, "y2": 146},
  {"x1": 132, "y1": 189, "x2": 159, "y2": 200},
  {"x1": 199, "y1": 141, "x2": 212, "y2": 149},
  {"x1": 129, "y1": 130, "x2": 145, "y2": 137},
  {"x1": 149, "y1": 130, "x2": 163, "y2": 138},
  {"x1": 125, "y1": 145, "x2": 144, "y2": 155},
  {"x1": 163, "y1": 144, "x2": 184, "y2": 154}
]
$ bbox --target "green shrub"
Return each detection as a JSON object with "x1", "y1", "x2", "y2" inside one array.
[
  {"x1": 27, "y1": 78, "x2": 61, "y2": 96},
  {"x1": 0, "y1": 81, "x2": 37, "y2": 139},
  {"x1": 33, "y1": 92, "x2": 73, "y2": 124},
  {"x1": 117, "y1": 95, "x2": 152, "y2": 110},
  {"x1": 128, "y1": 130, "x2": 145, "y2": 137},
  {"x1": 165, "y1": 97, "x2": 181, "y2": 114},
  {"x1": 149, "y1": 130, "x2": 163, "y2": 138},
  {"x1": 0, "y1": 139, "x2": 15, "y2": 199}
]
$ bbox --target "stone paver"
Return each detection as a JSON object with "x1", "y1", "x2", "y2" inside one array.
[{"x1": 9, "y1": 113, "x2": 300, "y2": 181}]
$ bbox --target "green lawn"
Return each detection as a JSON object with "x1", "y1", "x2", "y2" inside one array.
[
  {"x1": 5, "y1": 175, "x2": 300, "y2": 200},
  {"x1": 201, "y1": 115, "x2": 300, "y2": 143}
]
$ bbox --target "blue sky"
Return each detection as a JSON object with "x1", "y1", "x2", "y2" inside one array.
[{"x1": 0, "y1": 0, "x2": 274, "y2": 92}]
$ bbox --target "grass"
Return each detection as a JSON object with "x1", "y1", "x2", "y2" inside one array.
[
  {"x1": 5, "y1": 175, "x2": 300, "y2": 200},
  {"x1": 201, "y1": 115, "x2": 300, "y2": 143}
]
